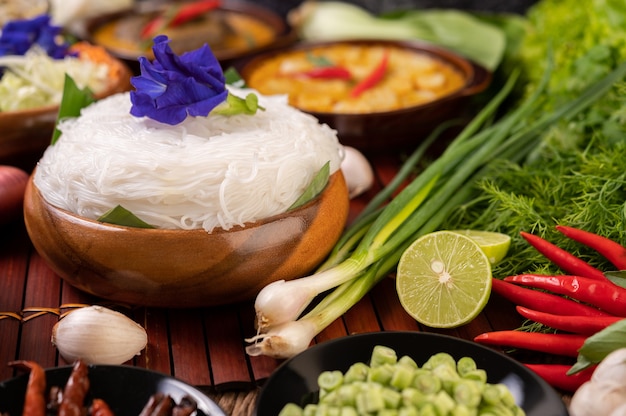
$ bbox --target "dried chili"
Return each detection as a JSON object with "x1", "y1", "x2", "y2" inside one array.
[
  {"x1": 90, "y1": 399, "x2": 115, "y2": 416},
  {"x1": 9, "y1": 360, "x2": 46, "y2": 416},
  {"x1": 59, "y1": 359, "x2": 90, "y2": 416}
]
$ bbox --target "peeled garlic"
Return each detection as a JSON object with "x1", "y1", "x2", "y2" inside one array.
[{"x1": 51, "y1": 305, "x2": 148, "y2": 365}]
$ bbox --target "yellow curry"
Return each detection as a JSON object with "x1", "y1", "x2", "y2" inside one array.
[{"x1": 245, "y1": 43, "x2": 467, "y2": 114}]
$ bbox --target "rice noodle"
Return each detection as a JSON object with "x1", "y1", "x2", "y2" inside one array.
[{"x1": 34, "y1": 86, "x2": 344, "y2": 232}]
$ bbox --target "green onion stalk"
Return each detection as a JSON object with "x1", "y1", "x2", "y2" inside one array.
[{"x1": 246, "y1": 59, "x2": 626, "y2": 359}]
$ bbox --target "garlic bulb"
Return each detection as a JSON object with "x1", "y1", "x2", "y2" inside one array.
[
  {"x1": 340, "y1": 146, "x2": 374, "y2": 198},
  {"x1": 52, "y1": 305, "x2": 148, "y2": 365},
  {"x1": 570, "y1": 348, "x2": 626, "y2": 416}
]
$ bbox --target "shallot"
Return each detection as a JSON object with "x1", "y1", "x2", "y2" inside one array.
[{"x1": 0, "y1": 165, "x2": 29, "y2": 226}]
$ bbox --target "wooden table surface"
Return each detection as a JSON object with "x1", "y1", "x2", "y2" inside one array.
[{"x1": 0, "y1": 154, "x2": 539, "y2": 415}]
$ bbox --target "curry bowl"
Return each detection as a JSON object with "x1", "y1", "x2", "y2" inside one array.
[
  {"x1": 0, "y1": 44, "x2": 132, "y2": 171},
  {"x1": 239, "y1": 39, "x2": 492, "y2": 153},
  {"x1": 0, "y1": 364, "x2": 225, "y2": 415},
  {"x1": 23, "y1": 171, "x2": 349, "y2": 308},
  {"x1": 81, "y1": 0, "x2": 296, "y2": 73},
  {"x1": 255, "y1": 331, "x2": 569, "y2": 416}
]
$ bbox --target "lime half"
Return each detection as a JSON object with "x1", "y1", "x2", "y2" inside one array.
[
  {"x1": 451, "y1": 230, "x2": 511, "y2": 264},
  {"x1": 396, "y1": 231, "x2": 492, "y2": 328}
]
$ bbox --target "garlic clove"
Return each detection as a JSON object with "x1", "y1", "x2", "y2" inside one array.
[
  {"x1": 51, "y1": 305, "x2": 148, "y2": 365},
  {"x1": 340, "y1": 146, "x2": 374, "y2": 199}
]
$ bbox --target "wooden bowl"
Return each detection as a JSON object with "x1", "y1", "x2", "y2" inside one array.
[
  {"x1": 239, "y1": 40, "x2": 492, "y2": 154},
  {"x1": 0, "y1": 44, "x2": 132, "y2": 171},
  {"x1": 23, "y1": 171, "x2": 350, "y2": 308}
]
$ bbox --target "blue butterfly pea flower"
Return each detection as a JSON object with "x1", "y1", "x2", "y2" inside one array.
[
  {"x1": 130, "y1": 35, "x2": 229, "y2": 125},
  {"x1": 0, "y1": 14, "x2": 70, "y2": 58}
]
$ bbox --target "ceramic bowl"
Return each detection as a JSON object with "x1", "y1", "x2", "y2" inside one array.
[
  {"x1": 0, "y1": 44, "x2": 132, "y2": 171},
  {"x1": 23, "y1": 171, "x2": 349, "y2": 308},
  {"x1": 255, "y1": 331, "x2": 569, "y2": 416},
  {"x1": 0, "y1": 364, "x2": 225, "y2": 415},
  {"x1": 80, "y1": 0, "x2": 296, "y2": 74},
  {"x1": 238, "y1": 40, "x2": 492, "y2": 154}
]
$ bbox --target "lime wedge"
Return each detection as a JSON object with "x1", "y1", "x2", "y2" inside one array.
[
  {"x1": 396, "y1": 231, "x2": 492, "y2": 328},
  {"x1": 451, "y1": 230, "x2": 511, "y2": 264}
]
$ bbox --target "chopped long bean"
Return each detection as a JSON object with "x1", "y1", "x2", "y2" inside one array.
[{"x1": 277, "y1": 347, "x2": 525, "y2": 416}]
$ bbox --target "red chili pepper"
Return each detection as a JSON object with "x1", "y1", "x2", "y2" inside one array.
[
  {"x1": 350, "y1": 51, "x2": 389, "y2": 98},
  {"x1": 556, "y1": 225, "x2": 626, "y2": 271},
  {"x1": 141, "y1": 0, "x2": 221, "y2": 40},
  {"x1": 290, "y1": 66, "x2": 352, "y2": 80},
  {"x1": 515, "y1": 306, "x2": 622, "y2": 335},
  {"x1": 491, "y1": 278, "x2": 612, "y2": 317},
  {"x1": 9, "y1": 360, "x2": 46, "y2": 416},
  {"x1": 505, "y1": 274, "x2": 626, "y2": 317},
  {"x1": 524, "y1": 363, "x2": 595, "y2": 393},
  {"x1": 520, "y1": 231, "x2": 607, "y2": 281},
  {"x1": 473, "y1": 331, "x2": 586, "y2": 357}
]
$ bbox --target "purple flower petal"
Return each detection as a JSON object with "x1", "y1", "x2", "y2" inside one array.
[
  {"x1": 129, "y1": 35, "x2": 228, "y2": 125},
  {"x1": 0, "y1": 14, "x2": 70, "y2": 58}
]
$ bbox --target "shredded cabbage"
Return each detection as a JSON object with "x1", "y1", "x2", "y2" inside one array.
[{"x1": 0, "y1": 47, "x2": 110, "y2": 111}]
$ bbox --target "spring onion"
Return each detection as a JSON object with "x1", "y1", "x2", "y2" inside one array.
[{"x1": 246, "y1": 57, "x2": 626, "y2": 359}]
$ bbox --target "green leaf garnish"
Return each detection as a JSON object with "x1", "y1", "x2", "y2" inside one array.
[
  {"x1": 306, "y1": 52, "x2": 334, "y2": 67},
  {"x1": 605, "y1": 271, "x2": 626, "y2": 289},
  {"x1": 288, "y1": 161, "x2": 330, "y2": 211},
  {"x1": 51, "y1": 74, "x2": 95, "y2": 145},
  {"x1": 569, "y1": 319, "x2": 626, "y2": 374},
  {"x1": 212, "y1": 92, "x2": 264, "y2": 116},
  {"x1": 223, "y1": 67, "x2": 247, "y2": 87},
  {"x1": 98, "y1": 205, "x2": 155, "y2": 228}
]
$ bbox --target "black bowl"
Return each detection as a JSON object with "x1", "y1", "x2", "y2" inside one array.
[
  {"x1": 0, "y1": 365, "x2": 225, "y2": 416},
  {"x1": 255, "y1": 331, "x2": 569, "y2": 416}
]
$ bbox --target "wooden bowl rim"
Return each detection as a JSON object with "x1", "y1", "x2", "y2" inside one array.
[
  {"x1": 80, "y1": 0, "x2": 298, "y2": 63},
  {"x1": 27, "y1": 170, "x2": 346, "y2": 236},
  {"x1": 238, "y1": 38, "x2": 492, "y2": 118},
  {"x1": 0, "y1": 43, "x2": 131, "y2": 122}
]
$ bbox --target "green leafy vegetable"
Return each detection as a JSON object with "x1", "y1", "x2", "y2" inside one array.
[
  {"x1": 387, "y1": 9, "x2": 508, "y2": 71},
  {"x1": 442, "y1": 0, "x2": 626, "y2": 279},
  {"x1": 288, "y1": 161, "x2": 330, "y2": 210},
  {"x1": 98, "y1": 205, "x2": 155, "y2": 229},
  {"x1": 51, "y1": 74, "x2": 94, "y2": 145},
  {"x1": 569, "y1": 319, "x2": 626, "y2": 374}
]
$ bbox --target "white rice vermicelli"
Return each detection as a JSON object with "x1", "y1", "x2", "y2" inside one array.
[{"x1": 34, "y1": 87, "x2": 344, "y2": 232}]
